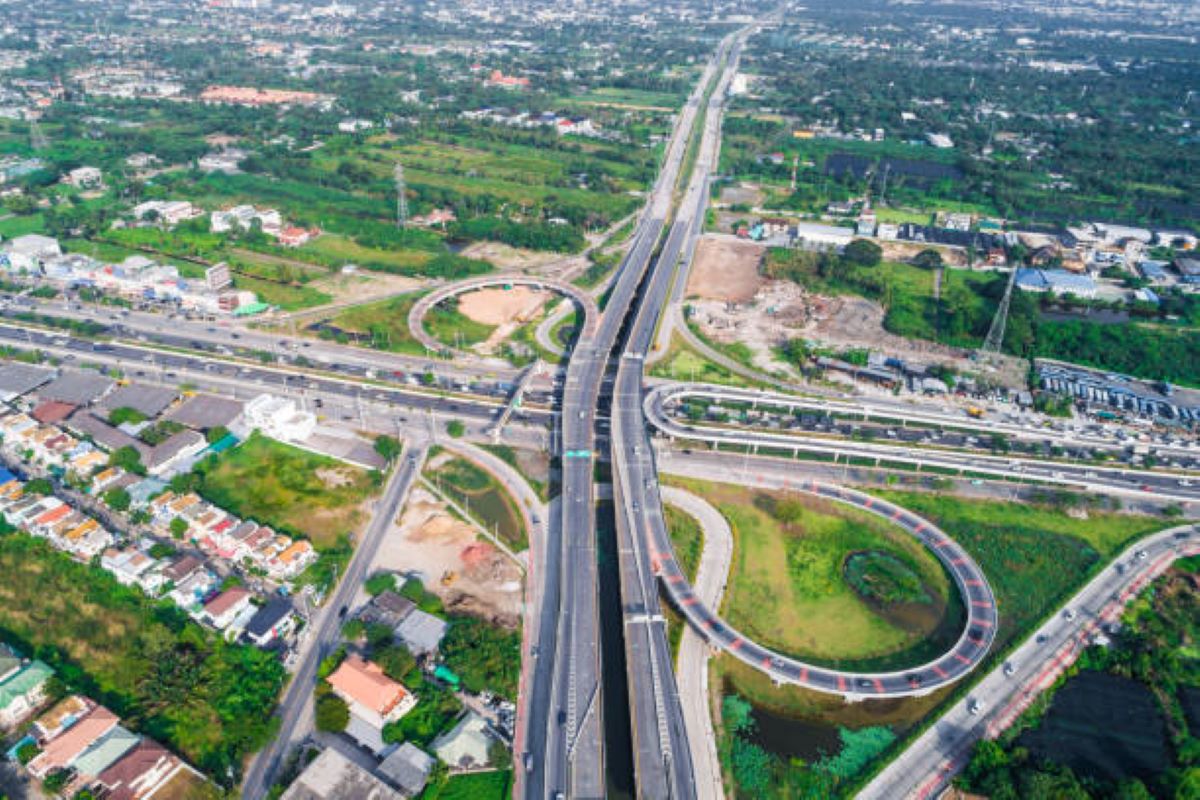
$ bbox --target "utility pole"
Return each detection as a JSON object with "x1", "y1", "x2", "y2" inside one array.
[
  {"x1": 394, "y1": 163, "x2": 408, "y2": 228},
  {"x1": 790, "y1": 153, "x2": 799, "y2": 192},
  {"x1": 981, "y1": 266, "x2": 1019, "y2": 356}
]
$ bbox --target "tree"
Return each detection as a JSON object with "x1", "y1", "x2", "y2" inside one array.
[
  {"x1": 25, "y1": 478, "x2": 53, "y2": 495},
  {"x1": 374, "y1": 435, "x2": 402, "y2": 463},
  {"x1": 169, "y1": 516, "x2": 189, "y2": 539},
  {"x1": 341, "y1": 618, "x2": 365, "y2": 641},
  {"x1": 446, "y1": 420, "x2": 465, "y2": 438},
  {"x1": 843, "y1": 238, "x2": 883, "y2": 267},
  {"x1": 365, "y1": 571, "x2": 397, "y2": 596},
  {"x1": 315, "y1": 693, "x2": 350, "y2": 733},
  {"x1": 912, "y1": 249, "x2": 944, "y2": 269},
  {"x1": 109, "y1": 445, "x2": 147, "y2": 476},
  {"x1": 104, "y1": 487, "x2": 131, "y2": 512},
  {"x1": 205, "y1": 425, "x2": 230, "y2": 445}
]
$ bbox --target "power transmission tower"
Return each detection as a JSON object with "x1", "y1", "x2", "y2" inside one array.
[
  {"x1": 29, "y1": 118, "x2": 48, "y2": 151},
  {"x1": 981, "y1": 267, "x2": 1018, "y2": 355},
  {"x1": 394, "y1": 163, "x2": 408, "y2": 228}
]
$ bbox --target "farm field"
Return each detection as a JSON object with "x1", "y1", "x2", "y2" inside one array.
[
  {"x1": 0, "y1": 534, "x2": 285, "y2": 779},
  {"x1": 191, "y1": 432, "x2": 381, "y2": 549},
  {"x1": 565, "y1": 86, "x2": 684, "y2": 109}
]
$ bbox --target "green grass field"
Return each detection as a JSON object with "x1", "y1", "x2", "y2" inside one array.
[
  {"x1": 423, "y1": 769, "x2": 512, "y2": 800},
  {"x1": 665, "y1": 503, "x2": 704, "y2": 582},
  {"x1": 194, "y1": 432, "x2": 379, "y2": 548},
  {"x1": 328, "y1": 292, "x2": 428, "y2": 355},
  {"x1": 648, "y1": 332, "x2": 759, "y2": 388},
  {"x1": 299, "y1": 233, "x2": 435, "y2": 274},
  {"x1": 479, "y1": 443, "x2": 550, "y2": 502},
  {"x1": 230, "y1": 273, "x2": 333, "y2": 311},
  {"x1": 670, "y1": 479, "x2": 955, "y2": 668},
  {"x1": 425, "y1": 300, "x2": 496, "y2": 350},
  {"x1": 872, "y1": 490, "x2": 1165, "y2": 646},
  {"x1": 428, "y1": 455, "x2": 527, "y2": 550},
  {"x1": 566, "y1": 86, "x2": 683, "y2": 109},
  {"x1": 0, "y1": 213, "x2": 46, "y2": 238}
]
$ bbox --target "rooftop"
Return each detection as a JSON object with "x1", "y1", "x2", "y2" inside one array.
[{"x1": 280, "y1": 747, "x2": 402, "y2": 800}]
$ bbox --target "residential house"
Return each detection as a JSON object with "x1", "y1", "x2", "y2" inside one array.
[
  {"x1": 5, "y1": 234, "x2": 62, "y2": 272},
  {"x1": 326, "y1": 656, "x2": 417, "y2": 731},
  {"x1": 0, "y1": 659, "x2": 54, "y2": 729},
  {"x1": 202, "y1": 587, "x2": 254, "y2": 631},
  {"x1": 28, "y1": 704, "x2": 120, "y2": 777},
  {"x1": 267, "y1": 539, "x2": 316, "y2": 579},
  {"x1": 95, "y1": 739, "x2": 190, "y2": 800},
  {"x1": 281, "y1": 747, "x2": 402, "y2": 800},
  {"x1": 243, "y1": 597, "x2": 297, "y2": 647},
  {"x1": 64, "y1": 166, "x2": 103, "y2": 189},
  {"x1": 32, "y1": 696, "x2": 94, "y2": 744},
  {"x1": 396, "y1": 610, "x2": 447, "y2": 656},
  {"x1": 379, "y1": 742, "x2": 435, "y2": 797},
  {"x1": 69, "y1": 725, "x2": 140, "y2": 782}
]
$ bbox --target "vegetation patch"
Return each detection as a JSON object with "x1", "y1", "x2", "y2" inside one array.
[
  {"x1": 844, "y1": 550, "x2": 931, "y2": 606},
  {"x1": 186, "y1": 431, "x2": 380, "y2": 549},
  {"x1": 0, "y1": 534, "x2": 284, "y2": 781},
  {"x1": 428, "y1": 456, "x2": 527, "y2": 550},
  {"x1": 664, "y1": 502, "x2": 704, "y2": 582}
]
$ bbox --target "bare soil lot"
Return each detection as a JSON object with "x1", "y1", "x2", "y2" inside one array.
[
  {"x1": 686, "y1": 236, "x2": 765, "y2": 303},
  {"x1": 459, "y1": 241, "x2": 563, "y2": 271},
  {"x1": 376, "y1": 487, "x2": 524, "y2": 628},
  {"x1": 458, "y1": 286, "x2": 549, "y2": 326}
]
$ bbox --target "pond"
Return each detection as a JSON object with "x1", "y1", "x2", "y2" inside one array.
[{"x1": 1017, "y1": 671, "x2": 1169, "y2": 784}]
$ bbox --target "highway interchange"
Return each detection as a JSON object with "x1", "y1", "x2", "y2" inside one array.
[{"x1": 0, "y1": 24, "x2": 1197, "y2": 800}]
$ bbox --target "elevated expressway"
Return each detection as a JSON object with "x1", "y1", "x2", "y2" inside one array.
[
  {"x1": 524, "y1": 30, "x2": 738, "y2": 800},
  {"x1": 608, "y1": 27, "x2": 751, "y2": 800},
  {"x1": 643, "y1": 384, "x2": 1200, "y2": 504}
]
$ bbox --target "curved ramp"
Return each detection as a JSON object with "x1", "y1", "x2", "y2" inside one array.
[{"x1": 407, "y1": 275, "x2": 599, "y2": 355}]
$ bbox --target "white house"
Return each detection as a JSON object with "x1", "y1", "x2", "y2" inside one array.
[
  {"x1": 64, "y1": 166, "x2": 103, "y2": 189},
  {"x1": 242, "y1": 394, "x2": 315, "y2": 441},
  {"x1": 4, "y1": 234, "x2": 62, "y2": 272}
]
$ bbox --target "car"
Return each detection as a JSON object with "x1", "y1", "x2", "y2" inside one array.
[
  {"x1": 1136, "y1": 549, "x2": 1148, "y2": 560},
  {"x1": 524, "y1": 753, "x2": 533, "y2": 773},
  {"x1": 1036, "y1": 633, "x2": 1048, "y2": 644},
  {"x1": 1064, "y1": 608, "x2": 1076, "y2": 621},
  {"x1": 1003, "y1": 662, "x2": 1015, "y2": 677},
  {"x1": 338, "y1": 605, "x2": 348, "y2": 619},
  {"x1": 557, "y1": 710, "x2": 566, "y2": 725},
  {"x1": 968, "y1": 698, "x2": 983, "y2": 715},
  {"x1": 856, "y1": 678, "x2": 873, "y2": 689}
]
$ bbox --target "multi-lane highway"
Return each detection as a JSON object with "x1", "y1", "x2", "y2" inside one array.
[
  {"x1": 859, "y1": 524, "x2": 1200, "y2": 800},
  {"x1": 528, "y1": 27, "x2": 744, "y2": 800},
  {"x1": 644, "y1": 384, "x2": 1200, "y2": 504},
  {"x1": 607, "y1": 27, "x2": 747, "y2": 799}
]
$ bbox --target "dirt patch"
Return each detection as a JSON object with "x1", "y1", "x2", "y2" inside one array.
[
  {"x1": 878, "y1": 240, "x2": 968, "y2": 267},
  {"x1": 308, "y1": 272, "x2": 424, "y2": 305},
  {"x1": 459, "y1": 241, "x2": 563, "y2": 271},
  {"x1": 374, "y1": 487, "x2": 523, "y2": 628},
  {"x1": 687, "y1": 236, "x2": 765, "y2": 303},
  {"x1": 690, "y1": 280, "x2": 1027, "y2": 387},
  {"x1": 718, "y1": 182, "x2": 765, "y2": 207},
  {"x1": 315, "y1": 467, "x2": 354, "y2": 489},
  {"x1": 458, "y1": 286, "x2": 549, "y2": 326}
]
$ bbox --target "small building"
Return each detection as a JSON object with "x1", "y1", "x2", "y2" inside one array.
[
  {"x1": 242, "y1": 395, "x2": 316, "y2": 441},
  {"x1": 363, "y1": 590, "x2": 416, "y2": 629},
  {"x1": 64, "y1": 166, "x2": 103, "y2": 189},
  {"x1": 326, "y1": 655, "x2": 417, "y2": 730},
  {"x1": 202, "y1": 586, "x2": 254, "y2": 630},
  {"x1": 281, "y1": 747, "x2": 402, "y2": 800},
  {"x1": 243, "y1": 597, "x2": 297, "y2": 648},
  {"x1": 1175, "y1": 256, "x2": 1200, "y2": 285},
  {"x1": 1014, "y1": 268, "x2": 1097, "y2": 299},
  {"x1": 0, "y1": 659, "x2": 54, "y2": 729},
  {"x1": 396, "y1": 609, "x2": 448, "y2": 656},
  {"x1": 431, "y1": 711, "x2": 495, "y2": 769},
  {"x1": 379, "y1": 742, "x2": 435, "y2": 797},
  {"x1": 5, "y1": 234, "x2": 62, "y2": 272}
]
